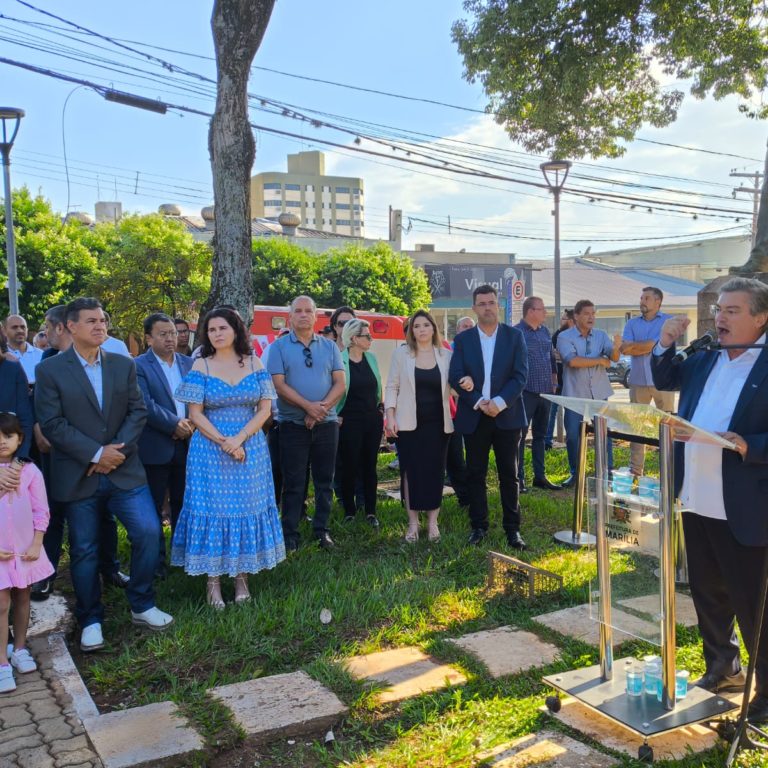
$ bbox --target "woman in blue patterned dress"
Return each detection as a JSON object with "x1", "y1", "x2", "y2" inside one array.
[{"x1": 171, "y1": 307, "x2": 285, "y2": 608}]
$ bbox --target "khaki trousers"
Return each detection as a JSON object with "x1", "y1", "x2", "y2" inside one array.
[{"x1": 629, "y1": 385, "x2": 675, "y2": 475}]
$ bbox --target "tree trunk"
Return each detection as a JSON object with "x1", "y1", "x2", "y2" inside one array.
[{"x1": 206, "y1": 0, "x2": 276, "y2": 320}]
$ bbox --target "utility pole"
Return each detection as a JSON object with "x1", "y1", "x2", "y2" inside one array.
[{"x1": 731, "y1": 169, "x2": 763, "y2": 248}]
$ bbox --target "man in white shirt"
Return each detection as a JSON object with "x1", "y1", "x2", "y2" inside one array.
[
  {"x1": 5, "y1": 314, "x2": 43, "y2": 384},
  {"x1": 135, "y1": 313, "x2": 194, "y2": 577},
  {"x1": 652, "y1": 277, "x2": 768, "y2": 721}
]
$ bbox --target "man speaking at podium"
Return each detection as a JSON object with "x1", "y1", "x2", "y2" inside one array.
[{"x1": 652, "y1": 277, "x2": 768, "y2": 721}]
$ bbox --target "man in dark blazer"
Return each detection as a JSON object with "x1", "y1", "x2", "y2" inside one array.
[
  {"x1": 135, "y1": 312, "x2": 193, "y2": 575},
  {"x1": 35, "y1": 298, "x2": 174, "y2": 653},
  {"x1": 449, "y1": 284, "x2": 528, "y2": 548},
  {"x1": 652, "y1": 277, "x2": 768, "y2": 721}
]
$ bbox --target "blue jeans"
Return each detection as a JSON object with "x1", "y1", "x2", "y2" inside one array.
[
  {"x1": 65, "y1": 476, "x2": 160, "y2": 628},
  {"x1": 518, "y1": 391, "x2": 550, "y2": 484},
  {"x1": 546, "y1": 402, "x2": 557, "y2": 446},
  {"x1": 564, "y1": 408, "x2": 613, "y2": 478}
]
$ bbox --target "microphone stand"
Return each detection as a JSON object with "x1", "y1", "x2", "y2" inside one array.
[{"x1": 693, "y1": 338, "x2": 768, "y2": 764}]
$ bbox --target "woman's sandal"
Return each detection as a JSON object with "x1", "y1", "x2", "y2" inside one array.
[
  {"x1": 405, "y1": 524, "x2": 419, "y2": 543},
  {"x1": 427, "y1": 525, "x2": 441, "y2": 543},
  {"x1": 206, "y1": 577, "x2": 225, "y2": 611},
  {"x1": 234, "y1": 574, "x2": 251, "y2": 604}
]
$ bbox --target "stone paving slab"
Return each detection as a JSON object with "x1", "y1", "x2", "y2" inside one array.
[
  {"x1": 447, "y1": 626, "x2": 560, "y2": 679},
  {"x1": 548, "y1": 696, "x2": 721, "y2": 760},
  {"x1": 209, "y1": 671, "x2": 347, "y2": 743},
  {"x1": 532, "y1": 604, "x2": 658, "y2": 646},
  {"x1": 477, "y1": 729, "x2": 618, "y2": 767},
  {"x1": 84, "y1": 702, "x2": 203, "y2": 768},
  {"x1": 29, "y1": 595, "x2": 72, "y2": 638},
  {"x1": 344, "y1": 647, "x2": 467, "y2": 703},
  {"x1": 617, "y1": 592, "x2": 699, "y2": 628}
]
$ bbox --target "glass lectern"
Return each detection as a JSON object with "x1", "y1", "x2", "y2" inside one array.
[{"x1": 541, "y1": 396, "x2": 739, "y2": 737}]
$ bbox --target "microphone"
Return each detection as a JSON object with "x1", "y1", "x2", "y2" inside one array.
[{"x1": 671, "y1": 330, "x2": 716, "y2": 365}]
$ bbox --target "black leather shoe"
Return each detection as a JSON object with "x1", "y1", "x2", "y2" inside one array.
[
  {"x1": 506, "y1": 531, "x2": 527, "y2": 550},
  {"x1": 317, "y1": 532, "x2": 335, "y2": 550},
  {"x1": 30, "y1": 578, "x2": 53, "y2": 602},
  {"x1": 468, "y1": 528, "x2": 486, "y2": 545},
  {"x1": 285, "y1": 538, "x2": 299, "y2": 554},
  {"x1": 749, "y1": 694, "x2": 768, "y2": 722},
  {"x1": 366, "y1": 515, "x2": 380, "y2": 528},
  {"x1": 693, "y1": 669, "x2": 746, "y2": 693},
  {"x1": 533, "y1": 477, "x2": 562, "y2": 491},
  {"x1": 560, "y1": 475, "x2": 576, "y2": 488},
  {"x1": 103, "y1": 571, "x2": 130, "y2": 589}
]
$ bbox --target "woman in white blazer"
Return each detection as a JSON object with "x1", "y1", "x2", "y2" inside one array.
[{"x1": 385, "y1": 310, "x2": 456, "y2": 543}]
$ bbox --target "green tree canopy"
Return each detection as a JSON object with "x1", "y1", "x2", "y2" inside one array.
[
  {"x1": 85, "y1": 214, "x2": 211, "y2": 339},
  {"x1": 452, "y1": 0, "x2": 768, "y2": 158},
  {"x1": 252, "y1": 239, "x2": 431, "y2": 314},
  {"x1": 0, "y1": 187, "x2": 98, "y2": 327}
]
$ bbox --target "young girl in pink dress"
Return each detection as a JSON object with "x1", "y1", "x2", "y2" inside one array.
[{"x1": 0, "y1": 413, "x2": 54, "y2": 693}]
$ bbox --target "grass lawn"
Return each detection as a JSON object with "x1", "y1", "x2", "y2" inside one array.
[{"x1": 66, "y1": 444, "x2": 764, "y2": 767}]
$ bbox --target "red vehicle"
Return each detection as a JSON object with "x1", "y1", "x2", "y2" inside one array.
[{"x1": 250, "y1": 305, "x2": 406, "y2": 383}]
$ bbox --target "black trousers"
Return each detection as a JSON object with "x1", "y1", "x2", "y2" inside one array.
[
  {"x1": 464, "y1": 415, "x2": 522, "y2": 534},
  {"x1": 338, "y1": 413, "x2": 383, "y2": 517},
  {"x1": 144, "y1": 440, "x2": 188, "y2": 563},
  {"x1": 445, "y1": 429, "x2": 469, "y2": 506},
  {"x1": 279, "y1": 420, "x2": 338, "y2": 545},
  {"x1": 684, "y1": 513, "x2": 768, "y2": 694}
]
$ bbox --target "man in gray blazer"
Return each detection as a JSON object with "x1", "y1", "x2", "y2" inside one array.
[{"x1": 35, "y1": 298, "x2": 173, "y2": 652}]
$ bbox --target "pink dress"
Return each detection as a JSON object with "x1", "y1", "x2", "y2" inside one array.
[{"x1": 0, "y1": 463, "x2": 54, "y2": 590}]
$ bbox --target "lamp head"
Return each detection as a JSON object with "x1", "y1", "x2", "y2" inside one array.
[
  {"x1": 0, "y1": 107, "x2": 24, "y2": 152},
  {"x1": 540, "y1": 159, "x2": 572, "y2": 190}
]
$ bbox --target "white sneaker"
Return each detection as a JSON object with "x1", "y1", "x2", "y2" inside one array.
[
  {"x1": 131, "y1": 606, "x2": 174, "y2": 631},
  {"x1": 9, "y1": 648, "x2": 36, "y2": 674},
  {"x1": 0, "y1": 665, "x2": 15, "y2": 693},
  {"x1": 80, "y1": 623, "x2": 104, "y2": 652}
]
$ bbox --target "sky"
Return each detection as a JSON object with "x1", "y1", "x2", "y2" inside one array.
[{"x1": 1, "y1": 0, "x2": 767, "y2": 261}]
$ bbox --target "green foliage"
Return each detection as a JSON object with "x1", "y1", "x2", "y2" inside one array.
[
  {"x1": 252, "y1": 239, "x2": 431, "y2": 314},
  {"x1": 85, "y1": 214, "x2": 211, "y2": 339},
  {"x1": 452, "y1": 0, "x2": 768, "y2": 158},
  {"x1": 0, "y1": 187, "x2": 98, "y2": 327}
]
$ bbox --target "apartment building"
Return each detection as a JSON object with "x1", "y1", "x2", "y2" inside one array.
[{"x1": 250, "y1": 151, "x2": 364, "y2": 237}]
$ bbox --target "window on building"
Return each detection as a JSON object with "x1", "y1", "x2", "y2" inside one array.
[
  {"x1": 336, "y1": 219, "x2": 351, "y2": 226},
  {"x1": 285, "y1": 183, "x2": 301, "y2": 191},
  {"x1": 353, "y1": 187, "x2": 363, "y2": 195},
  {"x1": 336, "y1": 203, "x2": 350, "y2": 210},
  {"x1": 286, "y1": 201, "x2": 301, "y2": 207},
  {"x1": 263, "y1": 182, "x2": 281, "y2": 190},
  {"x1": 352, "y1": 204, "x2": 362, "y2": 211},
  {"x1": 335, "y1": 186, "x2": 350, "y2": 194},
  {"x1": 264, "y1": 200, "x2": 282, "y2": 207}
]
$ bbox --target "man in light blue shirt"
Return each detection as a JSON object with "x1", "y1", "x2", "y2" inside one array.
[
  {"x1": 268, "y1": 296, "x2": 345, "y2": 552},
  {"x1": 620, "y1": 287, "x2": 674, "y2": 476},
  {"x1": 557, "y1": 299, "x2": 620, "y2": 486}
]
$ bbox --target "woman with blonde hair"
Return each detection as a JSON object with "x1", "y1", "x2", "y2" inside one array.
[
  {"x1": 337, "y1": 319, "x2": 383, "y2": 526},
  {"x1": 385, "y1": 310, "x2": 464, "y2": 542}
]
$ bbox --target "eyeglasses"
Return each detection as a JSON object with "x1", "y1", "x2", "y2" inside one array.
[
  {"x1": 356, "y1": 333, "x2": 372, "y2": 341},
  {"x1": 154, "y1": 331, "x2": 178, "y2": 339},
  {"x1": 709, "y1": 304, "x2": 743, "y2": 318},
  {"x1": 303, "y1": 347, "x2": 313, "y2": 368},
  {"x1": 336, "y1": 319, "x2": 349, "y2": 327}
]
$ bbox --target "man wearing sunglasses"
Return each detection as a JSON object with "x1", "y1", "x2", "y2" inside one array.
[{"x1": 267, "y1": 295, "x2": 345, "y2": 552}]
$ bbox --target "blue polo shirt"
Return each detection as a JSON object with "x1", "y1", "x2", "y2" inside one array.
[
  {"x1": 622, "y1": 312, "x2": 670, "y2": 387},
  {"x1": 267, "y1": 331, "x2": 343, "y2": 424},
  {"x1": 557, "y1": 326, "x2": 614, "y2": 401}
]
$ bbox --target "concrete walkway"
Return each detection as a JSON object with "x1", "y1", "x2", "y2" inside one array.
[{"x1": 0, "y1": 634, "x2": 102, "y2": 768}]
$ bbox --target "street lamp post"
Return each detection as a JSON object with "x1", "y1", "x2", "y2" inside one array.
[
  {"x1": 0, "y1": 108, "x2": 24, "y2": 315},
  {"x1": 540, "y1": 159, "x2": 572, "y2": 323}
]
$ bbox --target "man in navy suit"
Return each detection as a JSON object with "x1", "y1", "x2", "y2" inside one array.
[
  {"x1": 135, "y1": 313, "x2": 194, "y2": 575},
  {"x1": 653, "y1": 277, "x2": 768, "y2": 721},
  {"x1": 449, "y1": 284, "x2": 528, "y2": 548}
]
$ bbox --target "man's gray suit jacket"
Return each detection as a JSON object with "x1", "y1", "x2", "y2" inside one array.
[{"x1": 35, "y1": 346, "x2": 148, "y2": 502}]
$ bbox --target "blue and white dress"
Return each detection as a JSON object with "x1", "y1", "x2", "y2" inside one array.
[{"x1": 171, "y1": 365, "x2": 286, "y2": 576}]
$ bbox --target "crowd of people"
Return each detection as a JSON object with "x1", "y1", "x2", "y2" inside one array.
[{"x1": 3, "y1": 276, "x2": 768, "y2": 724}]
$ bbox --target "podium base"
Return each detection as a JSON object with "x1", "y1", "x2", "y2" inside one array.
[
  {"x1": 543, "y1": 659, "x2": 737, "y2": 737},
  {"x1": 554, "y1": 530, "x2": 596, "y2": 549}
]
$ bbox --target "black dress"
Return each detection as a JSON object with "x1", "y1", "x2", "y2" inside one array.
[{"x1": 397, "y1": 365, "x2": 449, "y2": 510}]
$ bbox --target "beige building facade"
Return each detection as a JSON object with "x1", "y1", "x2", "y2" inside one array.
[{"x1": 250, "y1": 151, "x2": 364, "y2": 237}]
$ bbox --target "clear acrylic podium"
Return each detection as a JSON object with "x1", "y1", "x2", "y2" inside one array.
[{"x1": 541, "y1": 397, "x2": 739, "y2": 740}]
